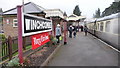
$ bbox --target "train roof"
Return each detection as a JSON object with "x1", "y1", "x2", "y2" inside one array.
[
  {"x1": 88, "y1": 12, "x2": 120, "y2": 23},
  {"x1": 97, "y1": 12, "x2": 120, "y2": 22}
]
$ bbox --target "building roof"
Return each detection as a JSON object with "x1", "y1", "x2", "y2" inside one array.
[
  {"x1": 3, "y1": 2, "x2": 45, "y2": 15},
  {"x1": 44, "y1": 9, "x2": 64, "y2": 19},
  {"x1": 67, "y1": 14, "x2": 86, "y2": 21}
]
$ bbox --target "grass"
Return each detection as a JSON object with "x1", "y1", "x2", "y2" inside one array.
[
  {"x1": 0, "y1": 43, "x2": 18, "y2": 58},
  {"x1": 26, "y1": 45, "x2": 32, "y2": 50},
  {"x1": 0, "y1": 44, "x2": 32, "y2": 62},
  {"x1": 11, "y1": 45, "x2": 32, "y2": 57}
]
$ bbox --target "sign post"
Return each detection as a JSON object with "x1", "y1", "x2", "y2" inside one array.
[{"x1": 17, "y1": 5, "x2": 23, "y2": 64}]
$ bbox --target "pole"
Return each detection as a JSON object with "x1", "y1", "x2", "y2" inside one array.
[
  {"x1": 64, "y1": 21, "x2": 67, "y2": 45},
  {"x1": 50, "y1": 17, "x2": 52, "y2": 35},
  {"x1": 22, "y1": 0, "x2": 24, "y2": 12},
  {"x1": 54, "y1": 22, "x2": 56, "y2": 37},
  {"x1": 17, "y1": 5, "x2": 23, "y2": 64}
]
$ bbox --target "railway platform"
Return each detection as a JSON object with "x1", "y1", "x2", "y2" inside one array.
[{"x1": 48, "y1": 32, "x2": 118, "y2": 66}]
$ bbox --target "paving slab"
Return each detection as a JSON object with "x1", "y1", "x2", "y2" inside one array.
[{"x1": 48, "y1": 32, "x2": 118, "y2": 66}]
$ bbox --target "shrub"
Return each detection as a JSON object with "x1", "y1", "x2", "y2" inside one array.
[
  {"x1": 46, "y1": 35, "x2": 57, "y2": 46},
  {"x1": 52, "y1": 37, "x2": 57, "y2": 45},
  {"x1": 49, "y1": 35, "x2": 54, "y2": 40},
  {"x1": 0, "y1": 34, "x2": 6, "y2": 42}
]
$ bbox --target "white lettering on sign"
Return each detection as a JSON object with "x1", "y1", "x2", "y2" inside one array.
[
  {"x1": 22, "y1": 14, "x2": 52, "y2": 37},
  {"x1": 31, "y1": 32, "x2": 50, "y2": 50},
  {"x1": 25, "y1": 19, "x2": 52, "y2": 31},
  {"x1": 25, "y1": 19, "x2": 30, "y2": 30},
  {"x1": 33, "y1": 35, "x2": 49, "y2": 45}
]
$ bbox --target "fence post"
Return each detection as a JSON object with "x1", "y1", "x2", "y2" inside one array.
[
  {"x1": 8, "y1": 36, "x2": 12, "y2": 60},
  {"x1": 23, "y1": 37, "x2": 26, "y2": 50}
]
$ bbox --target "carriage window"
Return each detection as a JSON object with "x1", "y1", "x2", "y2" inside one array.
[
  {"x1": 105, "y1": 21, "x2": 110, "y2": 32},
  {"x1": 97, "y1": 23, "x2": 99, "y2": 31},
  {"x1": 92, "y1": 24, "x2": 94, "y2": 30},
  {"x1": 94, "y1": 23, "x2": 97, "y2": 30},
  {"x1": 100, "y1": 22, "x2": 104, "y2": 31},
  {"x1": 112, "y1": 21, "x2": 118, "y2": 34}
]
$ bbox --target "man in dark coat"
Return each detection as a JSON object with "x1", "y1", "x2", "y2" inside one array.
[
  {"x1": 68, "y1": 25, "x2": 73, "y2": 38},
  {"x1": 80, "y1": 25, "x2": 83, "y2": 32},
  {"x1": 84, "y1": 26, "x2": 88, "y2": 36}
]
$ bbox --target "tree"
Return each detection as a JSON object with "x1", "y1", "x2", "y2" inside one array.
[
  {"x1": 0, "y1": 8, "x2": 3, "y2": 22},
  {"x1": 93, "y1": 8, "x2": 101, "y2": 18},
  {"x1": 73, "y1": 5, "x2": 81, "y2": 16},
  {"x1": 63, "y1": 12, "x2": 67, "y2": 17},
  {"x1": 101, "y1": 1, "x2": 120, "y2": 17}
]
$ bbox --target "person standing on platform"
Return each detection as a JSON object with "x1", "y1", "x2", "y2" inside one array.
[
  {"x1": 68, "y1": 24, "x2": 73, "y2": 38},
  {"x1": 80, "y1": 25, "x2": 83, "y2": 32},
  {"x1": 73, "y1": 31, "x2": 77, "y2": 38},
  {"x1": 84, "y1": 25, "x2": 88, "y2": 36},
  {"x1": 56, "y1": 24, "x2": 61, "y2": 43}
]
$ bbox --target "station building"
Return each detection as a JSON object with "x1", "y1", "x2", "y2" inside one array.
[
  {"x1": 3, "y1": 2, "x2": 46, "y2": 37},
  {"x1": 3, "y1": 2, "x2": 65, "y2": 37}
]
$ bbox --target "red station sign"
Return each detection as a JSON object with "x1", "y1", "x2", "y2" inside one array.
[{"x1": 31, "y1": 32, "x2": 50, "y2": 50}]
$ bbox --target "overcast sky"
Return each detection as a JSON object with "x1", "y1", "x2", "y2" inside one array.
[{"x1": 0, "y1": 0, "x2": 114, "y2": 18}]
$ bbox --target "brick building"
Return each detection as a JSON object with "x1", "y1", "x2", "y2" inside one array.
[
  {"x1": 3, "y1": 2, "x2": 66, "y2": 37},
  {"x1": 3, "y1": 2, "x2": 46, "y2": 37}
]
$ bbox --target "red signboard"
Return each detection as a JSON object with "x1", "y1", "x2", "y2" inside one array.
[{"x1": 31, "y1": 32, "x2": 50, "y2": 50}]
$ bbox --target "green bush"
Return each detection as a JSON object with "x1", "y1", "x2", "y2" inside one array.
[
  {"x1": 0, "y1": 34, "x2": 6, "y2": 41},
  {"x1": 52, "y1": 37, "x2": 57, "y2": 45},
  {"x1": 46, "y1": 35, "x2": 57, "y2": 46},
  {"x1": 49, "y1": 35, "x2": 54, "y2": 40}
]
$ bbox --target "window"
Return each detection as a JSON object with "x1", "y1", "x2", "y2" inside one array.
[
  {"x1": 97, "y1": 23, "x2": 99, "y2": 31},
  {"x1": 6, "y1": 19, "x2": 10, "y2": 24},
  {"x1": 105, "y1": 21, "x2": 110, "y2": 32},
  {"x1": 13, "y1": 19, "x2": 18, "y2": 27},
  {"x1": 100, "y1": 22, "x2": 104, "y2": 31},
  {"x1": 93, "y1": 23, "x2": 97, "y2": 30},
  {"x1": 97, "y1": 23, "x2": 100, "y2": 31}
]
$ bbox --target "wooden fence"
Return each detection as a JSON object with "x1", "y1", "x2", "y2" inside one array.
[{"x1": 0, "y1": 36, "x2": 31, "y2": 61}]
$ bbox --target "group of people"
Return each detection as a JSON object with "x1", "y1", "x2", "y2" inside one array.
[
  {"x1": 68, "y1": 25, "x2": 77, "y2": 38},
  {"x1": 68, "y1": 24, "x2": 88, "y2": 38},
  {"x1": 55, "y1": 24, "x2": 88, "y2": 44}
]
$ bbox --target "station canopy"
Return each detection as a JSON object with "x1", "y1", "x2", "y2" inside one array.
[
  {"x1": 44, "y1": 9, "x2": 64, "y2": 19},
  {"x1": 66, "y1": 14, "x2": 86, "y2": 21}
]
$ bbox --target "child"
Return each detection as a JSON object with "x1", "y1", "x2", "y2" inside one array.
[{"x1": 73, "y1": 31, "x2": 77, "y2": 38}]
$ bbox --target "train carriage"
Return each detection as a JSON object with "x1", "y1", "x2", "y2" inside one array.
[{"x1": 87, "y1": 12, "x2": 120, "y2": 50}]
